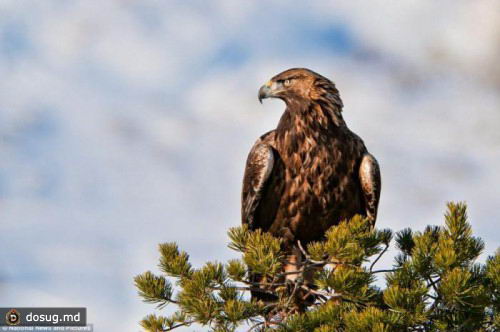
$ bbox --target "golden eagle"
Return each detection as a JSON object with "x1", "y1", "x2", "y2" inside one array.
[{"x1": 241, "y1": 68, "x2": 381, "y2": 299}]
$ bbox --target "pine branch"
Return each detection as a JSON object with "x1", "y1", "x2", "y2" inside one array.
[
  {"x1": 370, "y1": 243, "x2": 389, "y2": 272},
  {"x1": 163, "y1": 321, "x2": 193, "y2": 331},
  {"x1": 371, "y1": 269, "x2": 396, "y2": 274}
]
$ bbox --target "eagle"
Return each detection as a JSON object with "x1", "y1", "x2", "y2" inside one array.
[{"x1": 241, "y1": 68, "x2": 381, "y2": 300}]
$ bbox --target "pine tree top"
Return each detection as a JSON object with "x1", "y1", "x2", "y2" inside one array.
[{"x1": 135, "y1": 202, "x2": 499, "y2": 331}]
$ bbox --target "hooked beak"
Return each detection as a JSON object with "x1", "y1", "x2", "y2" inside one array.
[{"x1": 258, "y1": 81, "x2": 274, "y2": 104}]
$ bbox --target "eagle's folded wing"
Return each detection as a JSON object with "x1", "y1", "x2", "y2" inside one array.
[
  {"x1": 359, "y1": 153, "x2": 381, "y2": 225},
  {"x1": 241, "y1": 131, "x2": 276, "y2": 230}
]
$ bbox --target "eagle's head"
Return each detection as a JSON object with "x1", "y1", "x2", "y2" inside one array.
[{"x1": 258, "y1": 68, "x2": 343, "y2": 109}]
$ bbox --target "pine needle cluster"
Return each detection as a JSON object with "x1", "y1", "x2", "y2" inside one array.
[{"x1": 135, "y1": 202, "x2": 499, "y2": 331}]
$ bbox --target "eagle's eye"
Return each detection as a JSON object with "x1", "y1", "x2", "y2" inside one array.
[{"x1": 284, "y1": 79, "x2": 291, "y2": 86}]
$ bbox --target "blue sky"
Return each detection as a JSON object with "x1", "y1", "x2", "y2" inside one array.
[{"x1": 1, "y1": 1, "x2": 500, "y2": 331}]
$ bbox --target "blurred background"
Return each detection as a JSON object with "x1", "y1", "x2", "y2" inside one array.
[{"x1": 1, "y1": 1, "x2": 499, "y2": 330}]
